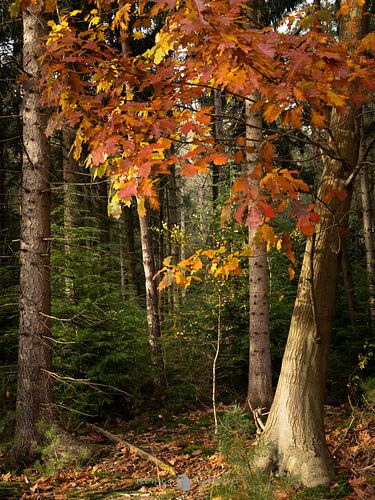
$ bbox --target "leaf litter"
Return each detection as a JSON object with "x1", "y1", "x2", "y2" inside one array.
[{"x1": 1, "y1": 405, "x2": 373, "y2": 499}]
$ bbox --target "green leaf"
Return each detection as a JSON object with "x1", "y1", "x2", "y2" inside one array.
[{"x1": 10, "y1": 1, "x2": 19, "y2": 18}]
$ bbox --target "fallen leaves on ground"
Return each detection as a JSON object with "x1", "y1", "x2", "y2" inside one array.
[{"x1": 2, "y1": 404, "x2": 374, "y2": 498}]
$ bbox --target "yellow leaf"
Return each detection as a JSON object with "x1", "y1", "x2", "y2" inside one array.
[
  {"x1": 89, "y1": 16, "x2": 101, "y2": 27},
  {"x1": 175, "y1": 270, "x2": 187, "y2": 288},
  {"x1": 288, "y1": 266, "x2": 295, "y2": 280},
  {"x1": 137, "y1": 198, "x2": 146, "y2": 217},
  {"x1": 326, "y1": 91, "x2": 347, "y2": 107},
  {"x1": 163, "y1": 256, "x2": 172, "y2": 266},
  {"x1": 133, "y1": 31, "x2": 145, "y2": 40},
  {"x1": 276, "y1": 239, "x2": 282, "y2": 251}
]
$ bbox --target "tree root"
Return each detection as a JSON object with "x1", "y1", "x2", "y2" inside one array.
[{"x1": 251, "y1": 442, "x2": 335, "y2": 488}]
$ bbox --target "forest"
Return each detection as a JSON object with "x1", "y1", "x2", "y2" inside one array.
[{"x1": 0, "y1": 0, "x2": 374, "y2": 498}]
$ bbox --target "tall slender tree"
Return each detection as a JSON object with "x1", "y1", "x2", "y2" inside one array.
[
  {"x1": 12, "y1": 3, "x2": 53, "y2": 465},
  {"x1": 245, "y1": 96, "x2": 273, "y2": 412}
]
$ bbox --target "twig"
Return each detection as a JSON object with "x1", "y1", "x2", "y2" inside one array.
[
  {"x1": 213, "y1": 291, "x2": 222, "y2": 434},
  {"x1": 88, "y1": 424, "x2": 178, "y2": 476},
  {"x1": 247, "y1": 400, "x2": 266, "y2": 435}
]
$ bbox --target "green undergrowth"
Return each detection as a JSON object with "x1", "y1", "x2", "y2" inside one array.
[{"x1": 210, "y1": 406, "x2": 354, "y2": 499}]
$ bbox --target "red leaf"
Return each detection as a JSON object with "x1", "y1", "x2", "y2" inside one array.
[
  {"x1": 181, "y1": 122, "x2": 195, "y2": 135},
  {"x1": 235, "y1": 203, "x2": 247, "y2": 224},
  {"x1": 246, "y1": 206, "x2": 262, "y2": 229},
  {"x1": 118, "y1": 180, "x2": 137, "y2": 199},
  {"x1": 257, "y1": 201, "x2": 275, "y2": 219}
]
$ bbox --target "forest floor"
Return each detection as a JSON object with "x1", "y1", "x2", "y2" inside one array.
[{"x1": 0, "y1": 404, "x2": 374, "y2": 499}]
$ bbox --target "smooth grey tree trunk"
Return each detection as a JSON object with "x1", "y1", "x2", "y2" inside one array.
[
  {"x1": 359, "y1": 164, "x2": 375, "y2": 321},
  {"x1": 137, "y1": 201, "x2": 164, "y2": 382}
]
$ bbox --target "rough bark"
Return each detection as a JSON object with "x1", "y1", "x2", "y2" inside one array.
[
  {"x1": 137, "y1": 201, "x2": 163, "y2": 381},
  {"x1": 256, "y1": 97, "x2": 360, "y2": 488},
  {"x1": 119, "y1": 204, "x2": 137, "y2": 295},
  {"x1": 0, "y1": 139, "x2": 5, "y2": 251},
  {"x1": 254, "y1": 3, "x2": 363, "y2": 487},
  {"x1": 212, "y1": 90, "x2": 224, "y2": 203},
  {"x1": 245, "y1": 98, "x2": 273, "y2": 412},
  {"x1": 341, "y1": 241, "x2": 357, "y2": 331},
  {"x1": 12, "y1": 6, "x2": 53, "y2": 465},
  {"x1": 62, "y1": 128, "x2": 80, "y2": 298}
]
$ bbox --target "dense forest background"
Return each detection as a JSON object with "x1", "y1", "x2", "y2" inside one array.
[{"x1": 0, "y1": 0, "x2": 374, "y2": 497}]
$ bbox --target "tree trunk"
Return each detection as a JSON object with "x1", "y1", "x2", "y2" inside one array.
[
  {"x1": 62, "y1": 128, "x2": 80, "y2": 298},
  {"x1": 257, "y1": 99, "x2": 360, "y2": 488},
  {"x1": 255, "y1": 3, "x2": 363, "y2": 487},
  {"x1": 0, "y1": 139, "x2": 5, "y2": 254},
  {"x1": 137, "y1": 201, "x2": 163, "y2": 381},
  {"x1": 359, "y1": 163, "x2": 375, "y2": 321},
  {"x1": 245, "y1": 97, "x2": 273, "y2": 412},
  {"x1": 212, "y1": 90, "x2": 224, "y2": 203},
  {"x1": 341, "y1": 241, "x2": 357, "y2": 331},
  {"x1": 167, "y1": 165, "x2": 179, "y2": 311},
  {"x1": 12, "y1": 6, "x2": 53, "y2": 465}
]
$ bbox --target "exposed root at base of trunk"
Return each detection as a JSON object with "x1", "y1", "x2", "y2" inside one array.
[
  {"x1": 10, "y1": 424, "x2": 91, "y2": 470},
  {"x1": 252, "y1": 443, "x2": 335, "y2": 488}
]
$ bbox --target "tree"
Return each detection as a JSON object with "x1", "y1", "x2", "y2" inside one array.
[
  {"x1": 359, "y1": 157, "x2": 375, "y2": 321},
  {"x1": 12, "y1": 3, "x2": 53, "y2": 465},
  {"x1": 245, "y1": 96, "x2": 273, "y2": 412},
  {"x1": 138, "y1": 201, "x2": 164, "y2": 382},
  {"x1": 38, "y1": 0, "x2": 374, "y2": 482},
  {"x1": 256, "y1": 1, "x2": 367, "y2": 486},
  {"x1": 62, "y1": 128, "x2": 81, "y2": 298}
]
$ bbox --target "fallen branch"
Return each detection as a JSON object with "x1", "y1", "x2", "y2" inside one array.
[
  {"x1": 247, "y1": 400, "x2": 266, "y2": 435},
  {"x1": 88, "y1": 424, "x2": 178, "y2": 476}
]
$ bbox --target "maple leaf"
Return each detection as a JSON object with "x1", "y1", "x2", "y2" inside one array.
[
  {"x1": 232, "y1": 177, "x2": 248, "y2": 197},
  {"x1": 158, "y1": 269, "x2": 175, "y2": 291},
  {"x1": 211, "y1": 152, "x2": 229, "y2": 165},
  {"x1": 263, "y1": 103, "x2": 282, "y2": 123},
  {"x1": 311, "y1": 109, "x2": 327, "y2": 128},
  {"x1": 262, "y1": 142, "x2": 275, "y2": 164},
  {"x1": 326, "y1": 91, "x2": 347, "y2": 107},
  {"x1": 220, "y1": 205, "x2": 231, "y2": 227},
  {"x1": 288, "y1": 265, "x2": 295, "y2": 280},
  {"x1": 257, "y1": 201, "x2": 275, "y2": 219},
  {"x1": 181, "y1": 122, "x2": 195, "y2": 135},
  {"x1": 118, "y1": 180, "x2": 137, "y2": 199}
]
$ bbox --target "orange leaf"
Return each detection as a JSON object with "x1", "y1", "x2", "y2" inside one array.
[
  {"x1": 262, "y1": 142, "x2": 275, "y2": 164},
  {"x1": 311, "y1": 109, "x2": 327, "y2": 128},
  {"x1": 288, "y1": 265, "x2": 295, "y2": 280},
  {"x1": 220, "y1": 205, "x2": 232, "y2": 226},
  {"x1": 232, "y1": 177, "x2": 248, "y2": 196},
  {"x1": 211, "y1": 152, "x2": 230, "y2": 165}
]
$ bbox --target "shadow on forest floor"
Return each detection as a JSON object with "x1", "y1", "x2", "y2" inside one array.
[{"x1": 0, "y1": 404, "x2": 374, "y2": 499}]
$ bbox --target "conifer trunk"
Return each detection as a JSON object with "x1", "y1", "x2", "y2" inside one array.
[
  {"x1": 62, "y1": 128, "x2": 80, "y2": 298},
  {"x1": 245, "y1": 98, "x2": 273, "y2": 412},
  {"x1": 12, "y1": 6, "x2": 53, "y2": 465}
]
